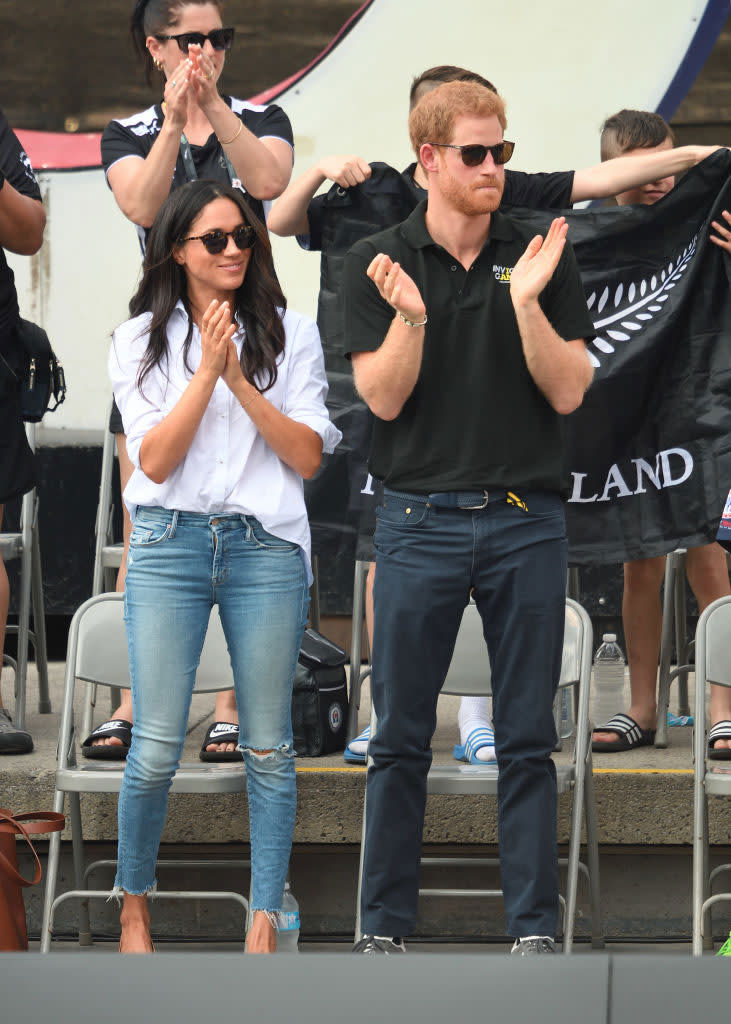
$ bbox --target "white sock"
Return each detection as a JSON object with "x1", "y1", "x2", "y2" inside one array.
[{"x1": 458, "y1": 696, "x2": 495, "y2": 762}]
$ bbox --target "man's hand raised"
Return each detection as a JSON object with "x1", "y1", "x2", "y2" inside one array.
[
  {"x1": 367, "y1": 253, "x2": 426, "y2": 324},
  {"x1": 317, "y1": 155, "x2": 372, "y2": 189},
  {"x1": 509, "y1": 217, "x2": 568, "y2": 309}
]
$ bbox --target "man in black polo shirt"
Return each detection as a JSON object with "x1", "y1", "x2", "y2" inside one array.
[{"x1": 343, "y1": 81, "x2": 595, "y2": 955}]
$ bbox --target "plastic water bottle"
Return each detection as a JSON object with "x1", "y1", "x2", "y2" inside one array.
[
  {"x1": 277, "y1": 882, "x2": 300, "y2": 953},
  {"x1": 592, "y1": 633, "x2": 626, "y2": 727}
]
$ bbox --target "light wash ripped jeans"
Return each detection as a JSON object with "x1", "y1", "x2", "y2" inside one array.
[{"x1": 115, "y1": 507, "x2": 309, "y2": 913}]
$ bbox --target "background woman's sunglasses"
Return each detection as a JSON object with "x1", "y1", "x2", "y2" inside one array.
[
  {"x1": 156, "y1": 27, "x2": 235, "y2": 53},
  {"x1": 181, "y1": 225, "x2": 255, "y2": 255},
  {"x1": 429, "y1": 140, "x2": 515, "y2": 166}
]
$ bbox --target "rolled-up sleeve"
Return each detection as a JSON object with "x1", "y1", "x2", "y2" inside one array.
[
  {"x1": 107, "y1": 315, "x2": 166, "y2": 469},
  {"x1": 282, "y1": 315, "x2": 342, "y2": 454}
]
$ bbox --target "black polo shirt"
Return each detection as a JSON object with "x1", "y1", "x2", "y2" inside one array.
[
  {"x1": 342, "y1": 202, "x2": 595, "y2": 495},
  {"x1": 0, "y1": 107, "x2": 42, "y2": 345}
]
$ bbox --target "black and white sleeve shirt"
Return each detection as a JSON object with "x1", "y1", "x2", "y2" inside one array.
[{"x1": 101, "y1": 95, "x2": 293, "y2": 246}]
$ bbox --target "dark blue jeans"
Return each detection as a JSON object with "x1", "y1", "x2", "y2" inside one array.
[{"x1": 361, "y1": 489, "x2": 568, "y2": 940}]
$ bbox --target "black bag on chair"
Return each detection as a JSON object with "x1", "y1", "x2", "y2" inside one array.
[
  {"x1": 292, "y1": 629, "x2": 349, "y2": 756},
  {"x1": 16, "y1": 319, "x2": 66, "y2": 422}
]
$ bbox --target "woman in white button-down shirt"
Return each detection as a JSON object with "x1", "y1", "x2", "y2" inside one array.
[{"x1": 109, "y1": 180, "x2": 340, "y2": 954}]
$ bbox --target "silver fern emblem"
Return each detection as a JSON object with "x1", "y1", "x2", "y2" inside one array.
[{"x1": 585, "y1": 235, "x2": 698, "y2": 368}]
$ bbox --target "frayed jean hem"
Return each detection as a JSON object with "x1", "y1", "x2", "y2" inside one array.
[{"x1": 109, "y1": 879, "x2": 158, "y2": 902}]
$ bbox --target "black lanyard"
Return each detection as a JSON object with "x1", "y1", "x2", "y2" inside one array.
[{"x1": 179, "y1": 131, "x2": 243, "y2": 192}]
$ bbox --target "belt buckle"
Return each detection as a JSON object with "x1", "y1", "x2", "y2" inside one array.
[{"x1": 462, "y1": 490, "x2": 489, "y2": 510}]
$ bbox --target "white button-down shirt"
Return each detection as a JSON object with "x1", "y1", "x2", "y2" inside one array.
[{"x1": 109, "y1": 301, "x2": 341, "y2": 580}]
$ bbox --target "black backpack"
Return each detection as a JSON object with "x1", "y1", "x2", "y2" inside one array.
[{"x1": 292, "y1": 629, "x2": 349, "y2": 756}]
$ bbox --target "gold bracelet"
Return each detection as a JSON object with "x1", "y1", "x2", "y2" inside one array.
[
  {"x1": 219, "y1": 120, "x2": 243, "y2": 146},
  {"x1": 396, "y1": 310, "x2": 428, "y2": 328},
  {"x1": 241, "y1": 389, "x2": 259, "y2": 412}
]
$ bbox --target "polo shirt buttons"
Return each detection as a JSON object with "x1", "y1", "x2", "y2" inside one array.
[{"x1": 451, "y1": 265, "x2": 457, "y2": 271}]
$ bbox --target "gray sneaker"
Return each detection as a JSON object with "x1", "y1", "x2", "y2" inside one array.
[
  {"x1": 353, "y1": 935, "x2": 406, "y2": 955},
  {"x1": 0, "y1": 707, "x2": 33, "y2": 754},
  {"x1": 510, "y1": 936, "x2": 556, "y2": 956}
]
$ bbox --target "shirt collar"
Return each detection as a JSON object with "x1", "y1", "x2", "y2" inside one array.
[{"x1": 402, "y1": 201, "x2": 515, "y2": 251}]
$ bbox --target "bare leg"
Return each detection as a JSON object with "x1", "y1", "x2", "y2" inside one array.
[
  {"x1": 119, "y1": 893, "x2": 153, "y2": 953},
  {"x1": 687, "y1": 543, "x2": 731, "y2": 751},
  {"x1": 245, "y1": 909, "x2": 277, "y2": 954},
  {"x1": 593, "y1": 555, "x2": 666, "y2": 744}
]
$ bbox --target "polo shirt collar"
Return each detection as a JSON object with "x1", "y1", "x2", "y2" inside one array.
[{"x1": 402, "y1": 201, "x2": 515, "y2": 252}]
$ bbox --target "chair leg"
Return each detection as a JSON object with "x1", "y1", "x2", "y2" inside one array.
[
  {"x1": 12, "y1": 494, "x2": 34, "y2": 732},
  {"x1": 69, "y1": 792, "x2": 93, "y2": 946},
  {"x1": 40, "y1": 791, "x2": 66, "y2": 953},
  {"x1": 656, "y1": 556, "x2": 676, "y2": 748},
  {"x1": 673, "y1": 562, "x2": 691, "y2": 716},
  {"x1": 354, "y1": 773, "x2": 367, "y2": 943},
  {"x1": 693, "y1": 772, "x2": 708, "y2": 955},
  {"x1": 309, "y1": 554, "x2": 321, "y2": 632},
  {"x1": 347, "y1": 561, "x2": 368, "y2": 742},
  {"x1": 354, "y1": 706, "x2": 377, "y2": 941},
  {"x1": 583, "y1": 760, "x2": 604, "y2": 948},
  {"x1": 30, "y1": 524, "x2": 51, "y2": 714},
  {"x1": 562, "y1": 779, "x2": 583, "y2": 953},
  {"x1": 701, "y1": 800, "x2": 714, "y2": 951}
]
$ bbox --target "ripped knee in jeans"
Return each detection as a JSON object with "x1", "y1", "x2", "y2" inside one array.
[{"x1": 239, "y1": 743, "x2": 294, "y2": 765}]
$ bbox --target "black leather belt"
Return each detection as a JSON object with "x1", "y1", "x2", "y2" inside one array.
[{"x1": 384, "y1": 488, "x2": 511, "y2": 510}]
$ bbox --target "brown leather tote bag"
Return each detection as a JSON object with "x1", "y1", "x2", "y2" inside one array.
[{"x1": 0, "y1": 808, "x2": 65, "y2": 951}]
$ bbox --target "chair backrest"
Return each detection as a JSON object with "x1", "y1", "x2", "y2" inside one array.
[
  {"x1": 440, "y1": 599, "x2": 586, "y2": 697},
  {"x1": 699, "y1": 597, "x2": 731, "y2": 690},
  {"x1": 72, "y1": 592, "x2": 233, "y2": 693}
]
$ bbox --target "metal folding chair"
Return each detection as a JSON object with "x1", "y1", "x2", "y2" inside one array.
[
  {"x1": 355, "y1": 597, "x2": 602, "y2": 952},
  {"x1": 40, "y1": 592, "x2": 251, "y2": 952},
  {"x1": 691, "y1": 595, "x2": 731, "y2": 955},
  {"x1": 656, "y1": 549, "x2": 692, "y2": 747},
  {"x1": 0, "y1": 422, "x2": 50, "y2": 729},
  {"x1": 91, "y1": 403, "x2": 124, "y2": 599},
  {"x1": 346, "y1": 559, "x2": 371, "y2": 741}
]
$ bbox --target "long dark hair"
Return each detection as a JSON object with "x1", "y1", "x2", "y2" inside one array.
[
  {"x1": 130, "y1": 0, "x2": 224, "y2": 86},
  {"x1": 129, "y1": 180, "x2": 287, "y2": 395}
]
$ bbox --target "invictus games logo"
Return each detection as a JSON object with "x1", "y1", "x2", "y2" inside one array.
[
  {"x1": 493, "y1": 264, "x2": 512, "y2": 283},
  {"x1": 328, "y1": 702, "x2": 343, "y2": 733}
]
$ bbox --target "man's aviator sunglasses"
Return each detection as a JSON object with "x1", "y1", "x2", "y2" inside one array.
[
  {"x1": 156, "y1": 27, "x2": 235, "y2": 53},
  {"x1": 181, "y1": 225, "x2": 255, "y2": 255},
  {"x1": 429, "y1": 140, "x2": 515, "y2": 167}
]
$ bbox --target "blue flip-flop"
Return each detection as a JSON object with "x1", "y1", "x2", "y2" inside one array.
[
  {"x1": 344, "y1": 724, "x2": 370, "y2": 764},
  {"x1": 453, "y1": 726, "x2": 497, "y2": 765}
]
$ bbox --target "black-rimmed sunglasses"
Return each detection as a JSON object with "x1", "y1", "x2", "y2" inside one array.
[
  {"x1": 156, "y1": 27, "x2": 235, "y2": 53},
  {"x1": 180, "y1": 225, "x2": 255, "y2": 255},
  {"x1": 429, "y1": 140, "x2": 515, "y2": 167}
]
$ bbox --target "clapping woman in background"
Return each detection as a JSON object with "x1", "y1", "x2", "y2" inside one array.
[{"x1": 85, "y1": 0, "x2": 294, "y2": 760}]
